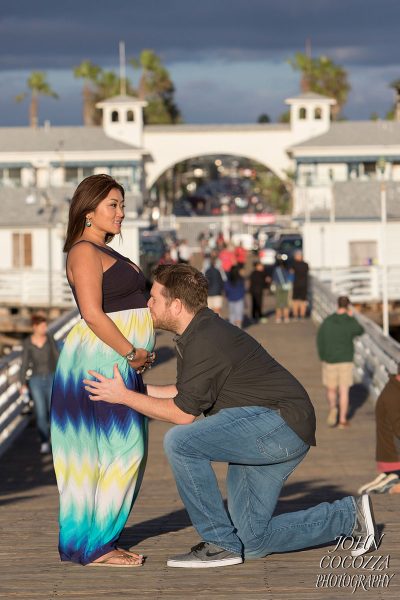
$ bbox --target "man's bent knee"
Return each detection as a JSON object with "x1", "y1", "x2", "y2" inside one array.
[{"x1": 163, "y1": 424, "x2": 188, "y2": 458}]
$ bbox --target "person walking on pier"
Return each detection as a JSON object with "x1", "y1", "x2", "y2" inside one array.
[
  {"x1": 358, "y1": 366, "x2": 400, "y2": 494},
  {"x1": 51, "y1": 175, "x2": 155, "y2": 567},
  {"x1": 317, "y1": 296, "x2": 364, "y2": 428},
  {"x1": 84, "y1": 264, "x2": 377, "y2": 569},
  {"x1": 20, "y1": 313, "x2": 59, "y2": 455}
]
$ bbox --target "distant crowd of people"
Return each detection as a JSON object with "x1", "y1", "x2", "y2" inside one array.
[
  {"x1": 200, "y1": 240, "x2": 310, "y2": 329},
  {"x1": 157, "y1": 231, "x2": 311, "y2": 328}
]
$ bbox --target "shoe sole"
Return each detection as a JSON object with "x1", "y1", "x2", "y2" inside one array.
[
  {"x1": 167, "y1": 556, "x2": 243, "y2": 568},
  {"x1": 351, "y1": 495, "x2": 377, "y2": 557}
]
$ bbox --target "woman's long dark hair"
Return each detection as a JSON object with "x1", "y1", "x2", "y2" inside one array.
[
  {"x1": 63, "y1": 174, "x2": 125, "y2": 252},
  {"x1": 228, "y1": 265, "x2": 243, "y2": 285}
]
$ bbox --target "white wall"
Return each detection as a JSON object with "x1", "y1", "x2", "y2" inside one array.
[
  {"x1": 108, "y1": 221, "x2": 139, "y2": 265},
  {"x1": 143, "y1": 123, "x2": 324, "y2": 188},
  {"x1": 302, "y1": 221, "x2": 400, "y2": 268},
  {"x1": 0, "y1": 227, "x2": 65, "y2": 270}
]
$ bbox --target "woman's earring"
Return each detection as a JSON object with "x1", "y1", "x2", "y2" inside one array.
[{"x1": 85, "y1": 218, "x2": 91, "y2": 228}]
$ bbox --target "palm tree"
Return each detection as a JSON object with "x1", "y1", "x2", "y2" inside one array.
[
  {"x1": 15, "y1": 72, "x2": 58, "y2": 128},
  {"x1": 289, "y1": 53, "x2": 350, "y2": 120},
  {"x1": 130, "y1": 49, "x2": 182, "y2": 124},
  {"x1": 73, "y1": 60, "x2": 101, "y2": 125}
]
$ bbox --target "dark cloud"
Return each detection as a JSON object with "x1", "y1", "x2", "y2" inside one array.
[
  {"x1": 0, "y1": 0, "x2": 399, "y2": 68},
  {"x1": 0, "y1": 0, "x2": 398, "y2": 125}
]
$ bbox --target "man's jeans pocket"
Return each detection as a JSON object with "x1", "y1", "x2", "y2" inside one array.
[{"x1": 256, "y1": 423, "x2": 308, "y2": 461}]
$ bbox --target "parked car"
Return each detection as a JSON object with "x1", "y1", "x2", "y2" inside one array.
[
  {"x1": 275, "y1": 235, "x2": 303, "y2": 265},
  {"x1": 139, "y1": 232, "x2": 166, "y2": 282}
]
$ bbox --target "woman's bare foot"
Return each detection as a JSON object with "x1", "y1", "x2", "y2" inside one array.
[
  {"x1": 89, "y1": 549, "x2": 142, "y2": 568},
  {"x1": 117, "y1": 547, "x2": 144, "y2": 561}
]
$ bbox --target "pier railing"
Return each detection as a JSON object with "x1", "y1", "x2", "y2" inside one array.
[
  {"x1": 0, "y1": 269, "x2": 74, "y2": 308},
  {"x1": 0, "y1": 308, "x2": 79, "y2": 458},
  {"x1": 312, "y1": 265, "x2": 400, "y2": 303},
  {"x1": 311, "y1": 276, "x2": 400, "y2": 401}
]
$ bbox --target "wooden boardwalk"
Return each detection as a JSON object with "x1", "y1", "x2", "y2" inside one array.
[{"x1": 1, "y1": 313, "x2": 399, "y2": 599}]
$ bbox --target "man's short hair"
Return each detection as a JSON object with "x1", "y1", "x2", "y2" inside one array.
[
  {"x1": 153, "y1": 264, "x2": 208, "y2": 313},
  {"x1": 31, "y1": 313, "x2": 47, "y2": 326},
  {"x1": 337, "y1": 295, "x2": 350, "y2": 309}
]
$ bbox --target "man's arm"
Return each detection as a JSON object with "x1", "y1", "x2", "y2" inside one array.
[
  {"x1": 146, "y1": 384, "x2": 178, "y2": 399},
  {"x1": 84, "y1": 366, "x2": 194, "y2": 425}
]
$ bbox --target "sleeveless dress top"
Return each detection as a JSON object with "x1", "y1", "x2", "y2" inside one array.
[{"x1": 69, "y1": 241, "x2": 148, "y2": 313}]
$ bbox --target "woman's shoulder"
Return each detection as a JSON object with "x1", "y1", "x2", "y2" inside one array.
[{"x1": 68, "y1": 240, "x2": 102, "y2": 261}]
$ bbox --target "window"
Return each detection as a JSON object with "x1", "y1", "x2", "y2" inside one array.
[
  {"x1": 299, "y1": 107, "x2": 307, "y2": 119},
  {"x1": 127, "y1": 110, "x2": 134, "y2": 122},
  {"x1": 314, "y1": 107, "x2": 322, "y2": 119},
  {"x1": 82, "y1": 167, "x2": 93, "y2": 178},
  {"x1": 9, "y1": 167, "x2": 21, "y2": 181},
  {"x1": 349, "y1": 241, "x2": 377, "y2": 266},
  {"x1": 363, "y1": 162, "x2": 376, "y2": 179},
  {"x1": 65, "y1": 167, "x2": 79, "y2": 183},
  {"x1": 12, "y1": 233, "x2": 32, "y2": 267},
  {"x1": 111, "y1": 110, "x2": 119, "y2": 122}
]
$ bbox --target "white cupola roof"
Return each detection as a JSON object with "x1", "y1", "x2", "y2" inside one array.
[
  {"x1": 285, "y1": 92, "x2": 336, "y2": 140},
  {"x1": 96, "y1": 95, "x2": 147, "y2": 148}
]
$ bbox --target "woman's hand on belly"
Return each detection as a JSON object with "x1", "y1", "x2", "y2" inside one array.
[{"x1": 128, "y1": 349, "x2": 156, "y2": 374}]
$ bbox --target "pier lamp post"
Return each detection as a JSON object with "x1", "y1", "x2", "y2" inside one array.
[{"x1": 377, "y1": 157, "x2": 389, "y2": 336}]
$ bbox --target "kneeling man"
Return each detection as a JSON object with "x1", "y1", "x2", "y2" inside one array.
[{"x1": 84, "y1": 264, "x2": 377, "y2": 568}]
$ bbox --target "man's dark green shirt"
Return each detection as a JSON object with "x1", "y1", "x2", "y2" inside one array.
[{"x1": 173, "y1": 307, "x2": 316, "y2": 446}]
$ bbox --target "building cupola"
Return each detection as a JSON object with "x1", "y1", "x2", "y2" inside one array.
[
  {"x1": 96, "y1": 95, "x2": 147, "y2": 147},
  {"x1": 285, "y1": 92, "x2": 336, "y2": 140}
]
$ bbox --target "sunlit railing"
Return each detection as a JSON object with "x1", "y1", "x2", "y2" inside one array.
[
  {"x1": 0, "y1": 269, "x2": 74, "y2": 307},
  {"x1": 312, "y1": 265, "x2": 400, "y2": 303},
  {"x1": 0, "y1": 308, "x2": 79, "y2": 458},
  {"x1": 311, "y1": 276, "x2": 400, "y2": 401}
]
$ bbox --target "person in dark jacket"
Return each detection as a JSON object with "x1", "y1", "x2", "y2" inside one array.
[
  {"x1": 249, "y1": 261, "x2": 269, "y2": 323},
  {"x1": 317, "y1": 296, "x2": 364, "y2": 429},
  {"x1": 291, "y1": 250, "x2": 309, "y2": 320},
  {"x1": 205, "y1": 257, "x2": 224, "y2": 315},
  {"x1": 20, "y1": 313, "x2": 59, "y2": 453},
  {"x1": 358, "y1": 369, "x2": 400, "y2": 494}
]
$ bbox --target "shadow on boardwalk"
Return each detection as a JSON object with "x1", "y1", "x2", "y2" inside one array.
[{"x1": 0, "y1": 318, "x2": 399, "y2": 600}]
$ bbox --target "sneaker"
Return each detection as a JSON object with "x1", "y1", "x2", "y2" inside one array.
[
  {"x1": 369, "y1": 473, "x2": 399, "y2": 494},
  {"x1": 40, "y1": 442, "x2": 51, "y2": 454},
  {"x1": 326, "y1": 407, "x2": 338, "y2": 427},
  {"x1": 260, "y1": 317, "x2": 268, "y2": 324},
  {"x1": 167, "y1": 541, "x2": 243, "y2": 569},
  {"x1": 358, "y1": 473, "x2": 389, "y2": 495},
  {"x1": 351, "y1": 494, "x2": 378, "y2": 557}
]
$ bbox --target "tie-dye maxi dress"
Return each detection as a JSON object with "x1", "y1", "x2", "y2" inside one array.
[{"x1": 50, "y1": 243, "x2": 155, "y2": 565}]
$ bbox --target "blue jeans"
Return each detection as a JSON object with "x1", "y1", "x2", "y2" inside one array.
[
  {"x1": 164, "y1": 406, "x2": 356, "y2": 557},
  {"x1": 29, "y1": 374, "x2": 54, "y2": 443}
]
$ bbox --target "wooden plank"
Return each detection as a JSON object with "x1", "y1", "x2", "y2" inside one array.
[{"x1": 0, "y1": 312, "x2": 399, "y2": 599}]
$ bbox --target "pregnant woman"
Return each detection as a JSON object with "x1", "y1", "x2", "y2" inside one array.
[{"x1": 51, "y1": 174, "x2": 155, "y2": 567}]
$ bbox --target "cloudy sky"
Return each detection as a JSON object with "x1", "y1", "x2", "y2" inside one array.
[{"x1": 0, "y1": 0, "x2": 399, "y2": 126}]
